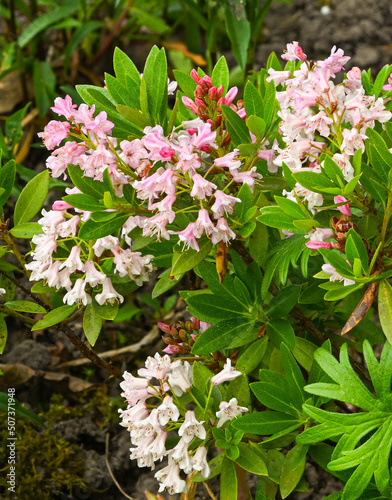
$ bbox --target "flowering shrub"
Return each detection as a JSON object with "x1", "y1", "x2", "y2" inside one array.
[{"x1": 2, "y1": 42, "x2": 392, "y2": 499}]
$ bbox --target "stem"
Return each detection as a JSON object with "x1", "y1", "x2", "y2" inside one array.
[
  {"x1": 380, "y1": 192, "x2": 392, "y2": 249},
  {"x1": 0, "y1": 304, "x2": 36, "y2": 325},
  {"x1": 203, "y1": 381, "x2": 214, "y2": 420}
]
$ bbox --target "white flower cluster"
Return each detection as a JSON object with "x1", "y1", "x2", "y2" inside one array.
[{"x1": 119, "y1": 354, "x2": 247, "y2": 495}]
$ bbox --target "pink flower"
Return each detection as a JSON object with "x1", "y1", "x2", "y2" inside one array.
[
  {"x1": 84, "y1": 261, "x2": 106, "y2": 287},
  {"x1": 169, "y1": 436, "x2": 192, "y2": 473},
  {"x1": 341, "y1": 128, "x2": 367, "y2": 155},
  {"x1": 266, "y1": 69, "x2": 292, "y2": 86},
  {"x1": 334, "y1": 195, "x2": 352, "y2": 216},
  {"x1": 38, "y1": 120, "x2": 70, "y2": 150},
  {"x1": 51, "y1": 95, "x2": 77, "y2": 120},
  {"x1": 211, "y1": 190, "x2": 241, "y2": 218},
  {"x1": 193, "y1": 209, "x2": 215, "y2": 238},
  {"x1": 38, "y1": 209, "x2": 65, "y2": 234},
  {"x1": 190, "y1": 173, "x2": 217, "y2": 199},
  {"x1": 176, "y1": 223, "x2": 199, "y2": 251},
  {"x1": 322, "y1": 263, "x2": 355, "y2": 286},
  {"x1": 191, "y1": 122, "x2": 217, "y2": 150},
  {"x1": 216, "y1": 398, "x2": 249, "y2": 427},
  {"x1": 156, "y1": 396, "x2": 180, "y2": 425},
  {"x1": 281, "y1": 41, "x2": 307, "y2": 61},
  {"x1": 214, "y1": 149, "x2": 241, "y2": 170},
  {"x1": 52, "y1": 200, "x2": 73, "y2": 211},
  {"x1": 211, "y1": 218, "x2": 236, "y2": 245},
  {"x1": 211, "y1": 358, "x2": 242, "y2": 385}
]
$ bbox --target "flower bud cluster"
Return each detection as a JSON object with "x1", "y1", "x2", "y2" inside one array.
[
  {"x1": 158, "y1": 317, "x2": 211, "y2": 354},
  {"x1": 119, "y1": 353, "x2": 247, "y2": 495}
]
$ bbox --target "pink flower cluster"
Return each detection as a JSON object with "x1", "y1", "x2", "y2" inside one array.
[
  {"x1": 266, "y1": 42, "x2": 391, "y2": 212},
  {"x1": 118, "y1": 354, "x2": 246, "y2": 494}
]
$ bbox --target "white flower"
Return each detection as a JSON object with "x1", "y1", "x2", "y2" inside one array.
[
  {"x1": 191, "y1": 446, "x2": 210, "y2": 477},
  {"x1": 168, "y1": 436, "x2": 192, "y2": 472},
  {"x1": 156, "y1": 396, "x2": 180, "y2": 425},
  {"x1": 95, "y1": 277, "x2": 124, "y2": 305},
  {"x1": 138, "y1": 352, "x2": 173, "y2": 381},
  {"x1": 144, "y1": 430, "x2": 168, "y2": 462},
  {"x1": 167, "y1": 360, "x2": 193, "y2": 396},
  {"x1": 178, "y1": 410, "x2": 206, "y2": 443},
  {"x1": 63, "y1": 279, "x2": 91, "y2": 306},
  {"x1": 0, "y1": 288, "x2": 6, "y2": 296},
  {"x1": 216, "y1": 398, "x2": 249, "y2": 427},
  {"x1": 84, "y1": 260, "x2": 106, "y2": 287},
  {"x1": 210, "y1": 358, "x2": 242, "y2": 385},
  {"x1": 155, "y1": 463, "x2": 187, "y2": 495}
]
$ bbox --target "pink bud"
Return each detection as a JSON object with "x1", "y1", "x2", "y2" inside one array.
[
  {"x1": 334, "y1": 195, "x2": 352, "y2": 216},
  {"x1": 190, "y1": 69, "x2": 201, "y2": 84},
  {"x1": 306, "y1": 241, "x2": 332, "y2": 250},
  {"x1": 158, "y1": 322, "x2": 172, "y2": 334},
  {"x1": 52, "y1": 200, "x2": 73, "y2": 211},
  {"x1": 182, "y1": 96, "x2": 200, "y2": 115},
  {"x1": 294, "y1": 45, "x2": 307, "y2": 61},
  {"x1": 347, "y1": 67, "x2": 361, "y2": 80},
  {"x1": 208, "y1": 86, "x2": 218, "y2": 100}
]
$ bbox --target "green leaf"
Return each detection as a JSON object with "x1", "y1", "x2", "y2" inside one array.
[
  {"x1": 233, "y1": 411, "x2": 302, "y2": 436},
  {"x1": 18, "y1": 0, "x2": 79, "y2": 47},
  {"x1": 186, "y1": 294, "x2": 248, "y2": 322},
  {"x1": 191, "y1": 318, "x2": 257, "y2": 354},
  {"x1": 212, "y1": 56, "x2": 230, "y2": 93},
  {"x1": 344, "y1": 229, "x2": 369, "y2": 272},
  {"x1": 141, "y1": 46, "x2": 168, "y2": 126},
  {"x1": 257, "y1": 207, "x2": 306, "y2": 233},
  {"x1": 14, "y1": 170, "x2": 50, "y2": 226},
  {"x1": 0, "y1": 392, "x2": 45, "y2": 427},
  {"x1": 244, "y1": 81, "x2": 263, "y2": 118},
  {"x1": 116, "y1": 104, "x2": 151, "y2": 129},
  {"x1": 266, "y1": 285, "x2": 301, "y2": 319},
  {"x1": 224, "y1": 0, "x2": 250, "y2": 70},
  {"x1": 318, "y1": 249, "x2": 356, "y2": 279},
  {"x1": 4, "y1": 301, "x2": 46, "y2": 314},
  {"x1": 78, "y1": 213, "x2": 130, "y2": 239},
  {"x1": 226, "y1": 373, "x2": 251, "y2": 408},
  {"x1": 65, "y1": 21, "x2": 104, "y2": 66},
  {"x1": 292, "y1": 171, "x2": 341, "y2": 195},
  {"x1": 275, "y1": 196, "x2": 311, "y2": 220},
  {"x1": 246, "y1": 115, "x2": 266, "y2": 140},
  {"x1": 281, "y1": 343, "x2": 306, "y2": 408},
  {"x1": 152, "y1": 268, "x2": 184, "y2": 298},
  {"x1": 67, "y1": 164, "x2": 105, "y2": 198},
  {"x1": 0, "y1": 160, "x2": 16, "y2": 208},
  {"x1": 31, "y1": 305, "x2": 77, "y2": 331},
  {"x1": 0, "y1": 316, "x2": 7, "y2": 354},
  {"x1": 378, "y1": 280, "x2": 392, "y2": 345},
  {"x1": 83, "y1": 304, "x2": 103, "y2": 346},
  {"x1": 63, "y1": 194, "x2": 105, "y2": 212},
  {"x1": 236, "y1": 337, "x2": 268, "y2": 374},
  {"x1": 92, "y1": 297, "x2": 119, "y2": 320},
  {"x1": 172, "y1": 70, "x2": 197, "y2": 98},
  {"x1": 279, "y1": 444, "x2": 308, "y2": 498},
  {"x1": 266, "y1": 319, "x2": 296, "y2": 350},
  {"x1": 9, "y1": 223, "x2": 43, "y2": 239},
  {"x1": 113, "y1": 47, "x2": 141, "y2": 87},
  {"x1": 323, "y1": 156, "x2": 345, "y2": 184},
  {"x1": 33, "y1": 60, "x2": 56, "y2": 116},
  {"x1": 171, "y1": 238, "x2": 212, "y2": 276},
  {"x1": 220, "y1": 455, "x2": 238, "y2": 500},
  {"x1": 235, "y1": 442, "x2": 268, "y2": 475},
  {"x1": 221, "y1": 105, "x2": 251, "y2": 146},
  {"x1": 251, "y1": 375, "x2": 299, "y2": 416}
]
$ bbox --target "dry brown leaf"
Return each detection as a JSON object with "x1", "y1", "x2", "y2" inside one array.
[{"x1": 162, "y1": 41, "x2": 207, "y2": 66}]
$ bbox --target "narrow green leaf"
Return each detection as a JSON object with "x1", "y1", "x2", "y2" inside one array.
[
  {"x1": 212, "y1": 56, "x2": 230, "y2": 93},
  {"x1": 152, "y1": 268, "x2": 184, "y2": 298},
  {"x1": 31, "y1": 305, "x2": 77, "y2": 331},
  {"x1": 191, "y1": 318, "x2": 256, "y2": 354},
  {"x1": 63, "y1": 194, "x2": 105, "y2": 212},
  {"x1": 244, "y1": 81, "x2": 263, "y2": 118},
  {"x1": 379, "y1": 280, "x2": 392, "y2": 345},
  {"x1": 83, "y1": 304, "x2": 103, "y2": 346},
  {"x1": 236, "y1": 337, "x2": 268, "y2": 374},
  {"x1": 14, "y1": 170, "x2": 50, "y2": 226},
  {"x1": 266, "y1": 285, "x2": 301, "y2": 319},
  {"x1": 233, "y1": 411, "x2": 301, "y2": 435},
  {"x1": 171, "y1": 239, "x2": 212, "y2": 276},
  {"x1": 9, "y1": 222, "x2": 43, "y2": 239},
  {"x1": 18, "y1": 0, "x2": 79, "y2": 47},
  {"x1": 4, "y1": 301, "x2": 46, "y2": 314},
  {"x1": 267, "y1": 319, "x2": 296, "y2": 350},
  {"x1": 221, "y1": 105, "x2": 251, "y2": 146},
  {"x1": 235, "y1": 442, "x2": 268, "y2": 475},
  {"x1": 224, "y1": 0, "x2": 250, "y2": 70},
  {"x1": 78, "y1": 213, "x2": 130, "y2": 239},
  {"x1": 280, "y1": 444, "x2": 308, "y2": 498},
  {"x1": 67, "y1": 164, "x2": 105, "y2": 198},
  {"x1": 0, "y1": 160, "x2": 16, "y2": 208},
  {"x1": 0, "y1": 316, "x2": 7, "y2": 354},
  {"x1": 113, "y1": 47, "x2": 141, "y2": 87},
  {"x1": 220, "y1": 455, "x2": 237, "y2": 500}
]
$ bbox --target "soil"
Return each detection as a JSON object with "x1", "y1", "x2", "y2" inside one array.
[{"x1": 1, "y1": 0, "x2": 392, "y2": 498}]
